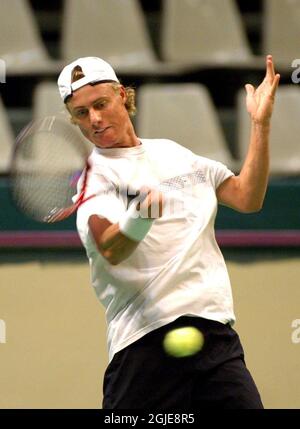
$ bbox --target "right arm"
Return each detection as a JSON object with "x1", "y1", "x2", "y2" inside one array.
[
  {"x1": 88, "y1": 189, "x2": 163, "y2": 265},
  {"x1": 88, "y1": 216, "x2": 140, "y2": 265}
]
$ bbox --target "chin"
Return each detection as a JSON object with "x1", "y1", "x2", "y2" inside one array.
[
  {"x1": 92, "y1": 133, "x2": 119, "y2": 148},
  {"x1": 94, "y1": 139, "x2": 117, "y2": 149}
]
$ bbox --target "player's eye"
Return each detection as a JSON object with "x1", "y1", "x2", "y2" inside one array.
[
  {"x1": 95, "y1": 100, "x2": 107, "y2": 109},
  {"x1": 74, "y1": 109, "x2": 87, "y2": 118}
]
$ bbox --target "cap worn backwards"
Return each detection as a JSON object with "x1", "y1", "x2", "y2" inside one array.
[{"x1": 57, "y1": 57, "x2": 119, "y2": 103}]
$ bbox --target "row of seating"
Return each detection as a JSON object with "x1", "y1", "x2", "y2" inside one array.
[
  {"x1": 1, "y1": 82, "x2": 299, "y2": 176},
  {"x1": 1, "y1": 0, "x2": 300, "y2": 76}
]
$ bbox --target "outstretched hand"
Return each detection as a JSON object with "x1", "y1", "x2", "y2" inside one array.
[{"x1": 245, "y1": 55, "x2": 280, "y2": 126}]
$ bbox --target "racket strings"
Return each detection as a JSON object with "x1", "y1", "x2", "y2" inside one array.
[{"x1": 11, "y1": 120, "x2": 88, "y2": 222}]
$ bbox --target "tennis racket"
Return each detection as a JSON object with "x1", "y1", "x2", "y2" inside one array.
[
  {"x1": 10, "y1": 115, "x2": 95, "y2": 222},
  {"x1": 10, "y1": 115, "x2": 206, "y2": 223}
]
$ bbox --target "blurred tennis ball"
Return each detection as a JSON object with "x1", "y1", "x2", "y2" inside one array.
[{"x1": 163, "y1": 326, "x2": 204, "y2": 358}]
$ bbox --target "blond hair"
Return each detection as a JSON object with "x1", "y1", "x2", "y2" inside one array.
[{"x1": 69, "y1": 65, "x2": 136, "y2": 117}]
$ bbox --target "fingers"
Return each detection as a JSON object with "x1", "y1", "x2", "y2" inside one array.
[
  {"x1": 270, "y1": 73, "x2": 280, "y2": 97},
  {"x1": 246, "y1": 56, "x2": 279, "y2": 98},
  {"x1": 146, "y1": 190, "x2": 164, "y2": 218},
  {"x1": 245, "y1": 84, "x2": 255, "y2": 96},
  {"x1": 139, "y1": 188, "x2": 163, "y2": 219},
  {"x1": 266, "y1": 54, "x2": 275, "y2": 80}
]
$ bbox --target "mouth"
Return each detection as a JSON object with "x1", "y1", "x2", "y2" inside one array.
[{"x1": 93, "y1": 127, "x2": 110, "y2": 136}]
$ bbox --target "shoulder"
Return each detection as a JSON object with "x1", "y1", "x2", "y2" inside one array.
[{"x1": 195, "y1": 155, "x2": 226, "y2": 169}]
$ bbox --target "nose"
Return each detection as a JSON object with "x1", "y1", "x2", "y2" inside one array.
[{"x1": 89, "y1": 108, "x2": 102, "y2": 127}]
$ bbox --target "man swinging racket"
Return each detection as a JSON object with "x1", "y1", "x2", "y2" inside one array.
[{"x1": 57, "y1": 55, "x2": 279, "y2": 409}]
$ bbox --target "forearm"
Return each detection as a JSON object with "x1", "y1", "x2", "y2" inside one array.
[
  {"x1": 217, "y1": 56, "x2": 279, "y2": 213},
  {"x1": 100, "y1": 223, "x2": 141, "y2": 265},
  {"x1": 238, "y1": 121, "x2": 271, "y2": 211},
  {"x1": 100, "y1": 211, "x2": 155, "y2": 265},
  {"x1": 91, "y1": 192, "x2": 160, "y2": 265},
  {"x1": 88, "y1": 214, "x2": 141, "y2": 265}
]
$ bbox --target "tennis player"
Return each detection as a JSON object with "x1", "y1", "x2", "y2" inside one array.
[{"x1": 57, "y1": 55, "x2": 279, "y2": 409}]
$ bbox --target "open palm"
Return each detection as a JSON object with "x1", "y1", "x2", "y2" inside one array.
[{"x1": 245, "y1": 55, "x2": 280, "y2": 125}]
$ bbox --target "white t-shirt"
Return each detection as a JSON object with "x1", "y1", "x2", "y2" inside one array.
[{"x1": 75, "y1": 139, "x2": 235, "y2": 362}]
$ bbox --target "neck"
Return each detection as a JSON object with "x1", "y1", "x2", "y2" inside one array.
[{"x1": 116, "y1": 121, "x2": 140, "y2": 148}]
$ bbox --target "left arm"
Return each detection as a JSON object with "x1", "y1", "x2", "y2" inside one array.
[{"x1": 217, "y1": 55, "x2": 280, "y2": 213}]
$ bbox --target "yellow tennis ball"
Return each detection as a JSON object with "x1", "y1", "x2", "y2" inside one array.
[{"x1": 163, "y1": 326, "x2": 204, "y2": 358}]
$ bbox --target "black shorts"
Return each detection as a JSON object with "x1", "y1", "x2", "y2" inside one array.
[{"x1": 103, "y1": 316, "x2": 263, "y2": 409}]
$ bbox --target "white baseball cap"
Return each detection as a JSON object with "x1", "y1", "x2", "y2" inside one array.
[{"x1": 57, "y1": 57, "x2": 119, "y2": 102}]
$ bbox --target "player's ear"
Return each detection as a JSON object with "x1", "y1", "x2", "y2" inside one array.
[{"x1": 119, "y1": 85, "x2": 127, "y2": 104}]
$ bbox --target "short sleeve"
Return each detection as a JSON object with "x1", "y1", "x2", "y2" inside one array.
[
  {"x1": 192, "y1": 156, "x2": 234, "y2": 191},
  {"x1": 211, "y1": 160, "x2": 235, "y2": 190},
  {"x1": 162, "y1": 142, "x2": 235, "y2": 191},
  {"x1": 74, "y1": 170, "x2": 127, "y2": 242}
]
